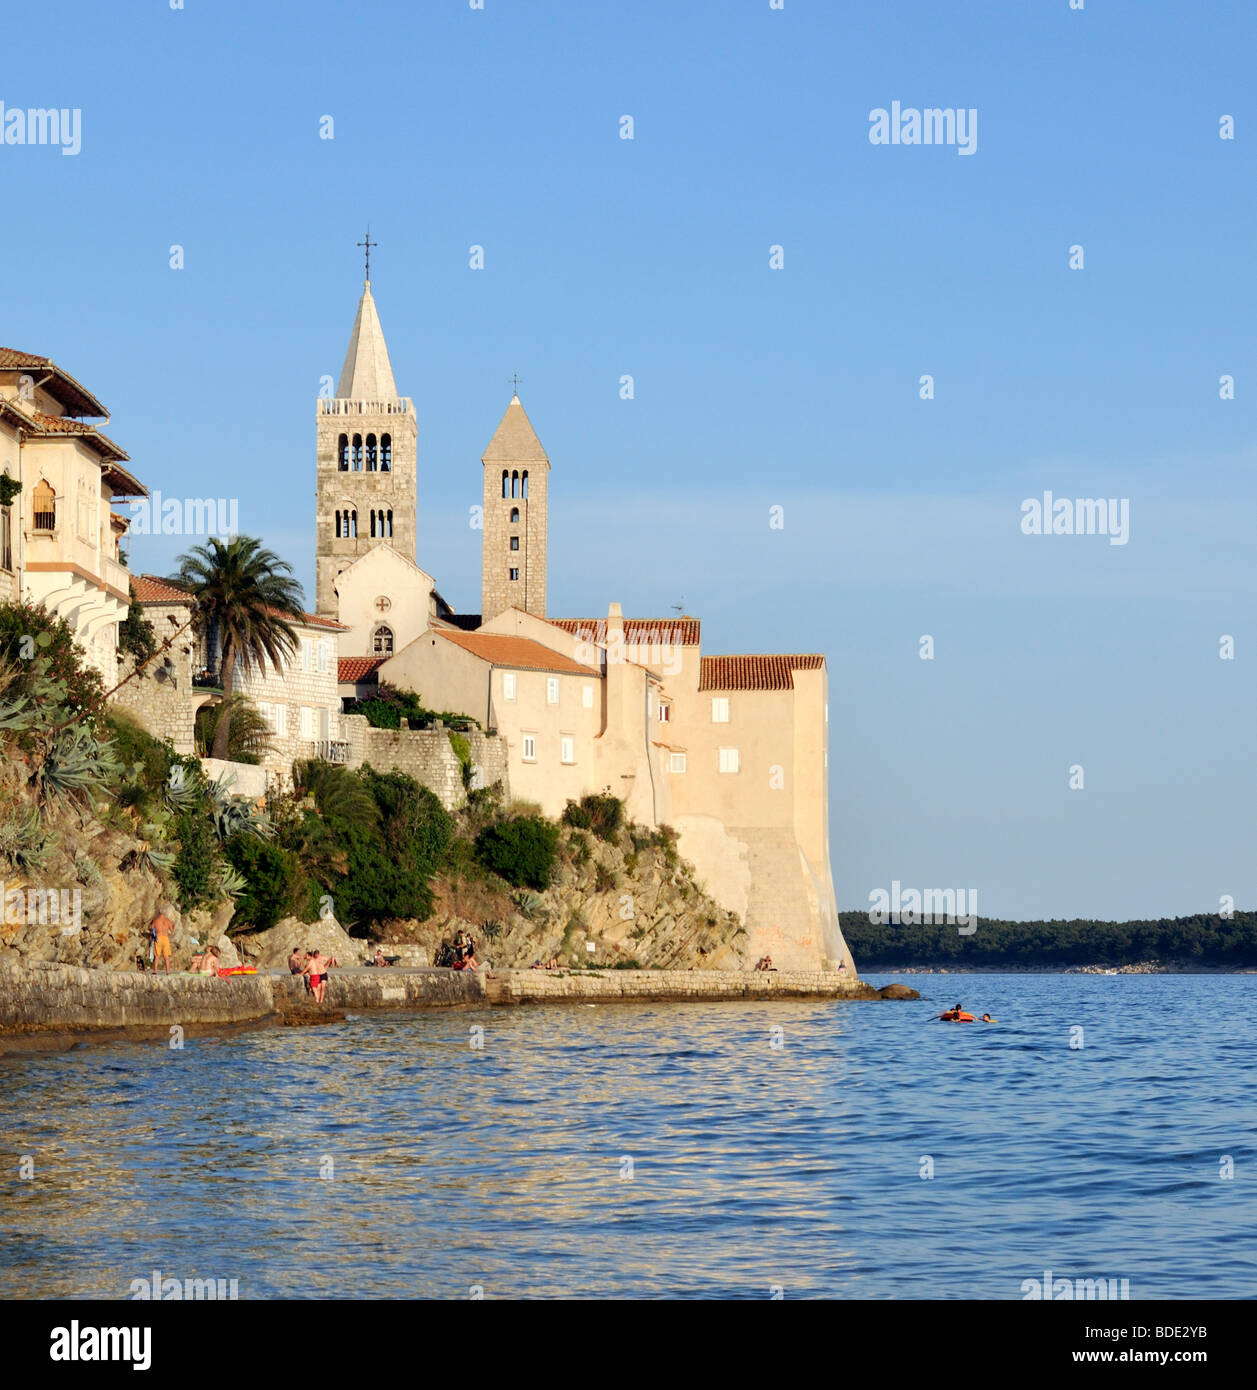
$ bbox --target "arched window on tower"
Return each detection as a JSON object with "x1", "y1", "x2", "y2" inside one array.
[
  {"x1": 350, "y1": 510, "x2": 358, "y2": 538},
  {"x1": 386, "y1": 509, "x2": 393, "y2": 537},
  {"x1": 510, "y1": 507, "x2": 519, "y2": 523},
  {"x1": 366, "y1": 434, "x2": 377, "y2": 471},
  {"x1": 501, "y1": 470, "x2": 509, "y2": 499},
  {"x1": 352, "y1": 435, "x2": 363, "y2": 470},
  {"x1": 522, "y1": 470, "x2": 529, "y2": 499},
  {"x1": 511, "y1": 471, "x2": 519, "y2": 498},
  {"x1": 381, "y1": 434, "x2": 391, "y2": 471},
  {"x1": 337, "y1": 434, "x2": 349, "y2": 471},
  {"x1": 369, "y1": 510, "x2": 377, "y2": 539},
  {"x1": 373, "y1": 625, "x2": 394, "y2": 656}
]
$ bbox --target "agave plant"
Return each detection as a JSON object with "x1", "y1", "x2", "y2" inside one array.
[
  {"x1": 515, "y1": 890, "x2": 545, "y2": 919},
  {"x1": 35, "y1": 723, "x2": 120, "y2": 803},
  {"x1": 163, "y1": 760, "x2": 206, "y2": 813},
  {"x1": 0, "y1": 805, "x2": 51, "y2": 870},
  {"x1": 214, "y1": 861, "x2": 248, "y2": 898},
  {"x1": 210, "y1": 776, "x2": 273, "y2": 841}
]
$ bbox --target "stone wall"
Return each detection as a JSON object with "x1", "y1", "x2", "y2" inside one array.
[
  {"x1": 0, "y1": 960, "x2": 886, "y2": 1051},
  {"x1": 487, "y1": 967, "x2": 866, "y2": 1004},
  {"x1": 110, "y1": 615, "x2": 197, "y2": 754},
  {"x1": 342, "y1": 714, "x2": 509, "y2": 810},
  {"x1": 0, "y1": 958, "x2": 275, "y2": 1035}
]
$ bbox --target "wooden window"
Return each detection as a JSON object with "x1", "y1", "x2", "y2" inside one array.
[
  {"x1": 560, "y1": 735, "x2": 575, "y2": 765},
  {"x1": 711, "y1": 697, "x2": 729, "y2": 723},
  {"x1": 669, "y1": 751, "x2": 687, "y2": 774},
  {"x1": 522, "y1": 732, "x2": 537, "y2": 762},
  {"x1": 373, "y1": 625, "x2": 394, "y2": 656},
  {"x1": 718, "y1": 747, "x2": 740, "y2": 774},
  {"x1": 503, "y1": 672, "x2": 516, "y2": 701}
]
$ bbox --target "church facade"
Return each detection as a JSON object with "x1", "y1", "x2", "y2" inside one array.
[{"x1": 316, "y1": 278, "x2": 852, "y2": 974}]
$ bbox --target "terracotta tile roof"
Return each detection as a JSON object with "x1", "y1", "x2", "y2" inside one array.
[
  {"x1": 436, "y1": 629, "x2": 595, "y2": 675},
  {"x1": 294, "y1": 610, "x2": 347, "y2": 632},
  {"x1": 698, "y1": 654, "x2": 826, "y2": 691},
  {"x1": 132, "y1": 574, "x2": 194, "y2": 605},
  {"x1": 26, "y1": 411, "x2": 130, "y2": 462},
  {"x1": 551, "y1": 617, "x2": 701, "y2": 646},
  {"x1": 0, "y1": 347, "x2": 108, "y2": 418},
  {"x1": 339, "y1": 656, "x2": 386, "y2": 683},
  {"x1": 132, "y1": 574, "x2": 345, "y2": 631}
]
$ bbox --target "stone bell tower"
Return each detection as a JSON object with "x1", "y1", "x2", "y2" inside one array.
[
  {"x1": 315, "y1": 276, "x2": 417, "y2": 618},
  {"x1": 480, "y1": 392, "x2": 549, "y2": 622}
]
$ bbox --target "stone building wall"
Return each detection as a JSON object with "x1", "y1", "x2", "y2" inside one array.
[
  {"x1": 342, "y1": 714, "x2": 509, "y2": 811},
  {"x1": 110, "y1": 605, "x2": 198, "y2": 753}
]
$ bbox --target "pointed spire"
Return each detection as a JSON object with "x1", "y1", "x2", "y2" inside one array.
[
  {"x1": 482, "y1": 394, "x2": 549, "y2": 465},
  {"x1": 336, "y1": 281, "x2": 398, "y2": 400}
]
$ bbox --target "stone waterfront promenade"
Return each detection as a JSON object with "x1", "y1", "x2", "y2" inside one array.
[{"x1": 0, "y1": 958, "x2": 910, "y2": 1052}]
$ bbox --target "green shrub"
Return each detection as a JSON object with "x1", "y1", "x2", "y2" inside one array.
[
  {"x1": 594, "y1": 863, "x2": 616, "y2": 893},
  {"x1": 361, "y1": 766, "x2": 453, "y2": 866},
  {"x1": 225, "y1": 834, "x2": 301, "y2": 930},
  {"x1": 474, "y1": 815, "x2": 559, "y2": 889},
  {"x1": 118, "y1": 587, "x2": 158, "y2": 665},
  {"x1": 106, "y1": 711, "x2": 173, "y2": 792},
  {"x1": 173, "y1": 809, "x2": 216, "y2": 909},
  {"x1": 0, "y1": 599, "x2": 107, "y2": 726},
  {"x1": 347, "y1": 683, "x2": 479, "y2": 732},
  {"x1": 563, "y1": 793, "x2": 623, "y2": 842}
]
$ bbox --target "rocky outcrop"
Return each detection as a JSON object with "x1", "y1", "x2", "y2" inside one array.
[
  {"x1": 379, "y1": 826, "x2": 752, "y2": 971},
  {"x1": 238, "y1": 916, "x2": 368, "y2": 970}
]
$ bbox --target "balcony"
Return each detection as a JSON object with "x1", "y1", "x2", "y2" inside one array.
[
  {"x1": 317, "y1": 398, "x2": 412, "y2": 417},
  {"x1": 315, "y1": 739, "x2": 350, "y2": 764},
  {"x1": 103, "y1": 554, "x2": 129, "y2": 597}
]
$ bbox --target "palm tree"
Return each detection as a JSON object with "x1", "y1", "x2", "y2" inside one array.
[{"x1": 173, "y1": 536, "x2": 305, "y2": 762}]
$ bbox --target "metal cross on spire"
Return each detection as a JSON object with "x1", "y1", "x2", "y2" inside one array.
[
  {"x1": 510, "y1": 373, "x2": 523, "y2": 396},
  {"x1": 357, "y1": 227, "x2": 378, "y2": 281}
]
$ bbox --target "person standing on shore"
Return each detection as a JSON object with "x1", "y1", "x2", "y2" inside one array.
[
  {"x1": 150, "y1": 906, "x2": 174, "y2": 976},
  {"x1": 304, "y1": 949, "x2": 338, "y2": 1004}
]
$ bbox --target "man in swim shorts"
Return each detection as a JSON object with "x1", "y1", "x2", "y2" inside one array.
[{"x1": 150, "y1": 906, "x2": 174, "y2": 976}]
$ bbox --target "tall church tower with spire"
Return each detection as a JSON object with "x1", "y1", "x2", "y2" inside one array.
[
  {"x1": 481, "y1": 393, "x2": 549, "y2": 622},
  {"x1": 315, "y1": 279, "x2": 417, "y2": 618}
]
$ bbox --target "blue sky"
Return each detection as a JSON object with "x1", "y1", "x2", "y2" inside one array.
[{"x1": 5, "y1": 0, "x2": 1254, "y2": 919}]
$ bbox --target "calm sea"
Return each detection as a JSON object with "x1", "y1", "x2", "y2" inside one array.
[{"x1": 1, "y1": 972, "x2": 1254, "y2": 1299}]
